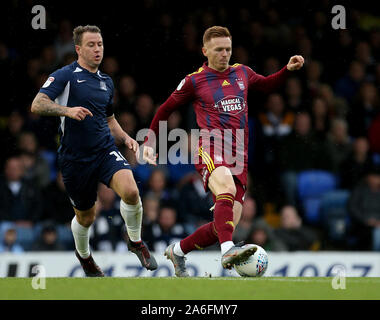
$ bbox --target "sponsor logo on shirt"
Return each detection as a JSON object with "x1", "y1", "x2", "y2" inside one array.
[{"x1": 213, "y1": 95, "x2": 246, "y2": 115}]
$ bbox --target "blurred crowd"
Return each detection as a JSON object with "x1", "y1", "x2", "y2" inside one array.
[{"x1": 1, "y1": 1, "x2": 380, "y2": 254}]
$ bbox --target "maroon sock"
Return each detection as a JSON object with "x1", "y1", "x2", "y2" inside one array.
[
  {"x1": 179, "y1": 222, "x2": 218, "y2": 254},
  {"x1": 213, "y1": 193, "x2": 235, "y2": 244}
]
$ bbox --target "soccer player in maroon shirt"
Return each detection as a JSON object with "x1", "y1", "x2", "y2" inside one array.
[{"x1": 143, "y1": 26, "x2": 304, "y2": 276}]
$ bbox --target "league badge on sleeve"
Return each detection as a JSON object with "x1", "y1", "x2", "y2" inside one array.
[
  {"x1": 176, "y1": 78, "x2": 186, "y2": 91},
  {"x1": 42, "y1": 76, "x2": 55, "y2": 88}
]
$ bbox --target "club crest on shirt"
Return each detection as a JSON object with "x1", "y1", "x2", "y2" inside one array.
[
  {"x1": 100, "y1": 81, "x2": 107, "y2": 91},
  {"x1": 236, "y1": 78, "x2": 245, "y2": 90},
  {"x1": 213, "y1": 95, "x2": 246, "y2": 115}
]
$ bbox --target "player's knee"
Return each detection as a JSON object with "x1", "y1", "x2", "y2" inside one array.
[
  {"x1": 121, "y1": 186, "x2": 140, "y2": 205},
  {"x1": 76, "y1": 213, "x2": 96, "y2": 227}
]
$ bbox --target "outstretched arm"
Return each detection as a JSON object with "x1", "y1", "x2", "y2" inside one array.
[{"x1": 249, "y1": 55, "x2": 304, "y2": 93}]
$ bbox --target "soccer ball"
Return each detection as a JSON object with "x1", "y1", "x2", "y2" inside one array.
[{"x1": 234, "y1": 245, "x2": 268, "y2": 277}]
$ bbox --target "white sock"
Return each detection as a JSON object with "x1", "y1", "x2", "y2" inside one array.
[
  {"x1": 71, "y1": 216, "x2": 90, "y2": 259},
  {"x1": 221, "y1": 241, "x2": 234, "y2": 255},
  {"x1": 173, "y1": 242, "x2": 185, "y2": 257},
  {"x1": 120, "y1": 198, "x2": 142, "y2": 243}
]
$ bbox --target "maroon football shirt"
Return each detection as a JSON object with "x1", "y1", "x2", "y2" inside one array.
[{"x1": 147, "y1": 62, "x2": 290, "y2": 186}]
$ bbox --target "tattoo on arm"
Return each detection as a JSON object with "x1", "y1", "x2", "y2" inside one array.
[{"x1": 31, "y1": 93, "x2": 69, "y2": 116}]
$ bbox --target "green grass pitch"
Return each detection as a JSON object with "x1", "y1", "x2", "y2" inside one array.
[{"x1": 1, "y1": 277, "x2": 380, "y2": 300}]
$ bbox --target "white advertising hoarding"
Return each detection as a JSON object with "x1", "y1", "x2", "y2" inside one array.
[{"x1": 1, "y1": 251, "x2": 380, "y2": 277}]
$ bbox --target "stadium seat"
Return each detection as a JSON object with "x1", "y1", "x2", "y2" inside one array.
[
  {"x1": 15, "y1": 226, "x2": 35, "y2": 251},
  {"x1": 320, "y1": 189, "x2": 350, "y2": 243},
  {"x1": 40, "y1": 150, "x2": 58, "y2": 181},
  {"x1": 297, "y1": 170, "x2": 338, "y2": 224}
]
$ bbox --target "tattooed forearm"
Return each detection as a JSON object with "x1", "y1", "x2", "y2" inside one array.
[{"x1": 31, "y1": 93, "x2": 69, "y2": 116}]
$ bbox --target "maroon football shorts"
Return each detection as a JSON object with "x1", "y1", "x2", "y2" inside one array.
[{"x1": 194, "y1": 146, "x2": 247, "y2": 204}]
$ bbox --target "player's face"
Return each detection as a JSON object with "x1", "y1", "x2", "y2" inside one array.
[
  {"x1": 202, "y1": 37, "x2": 232, "y2": 72},
  {"x1": 76, "y1": 32, "x2": 104, "y2": 71}
]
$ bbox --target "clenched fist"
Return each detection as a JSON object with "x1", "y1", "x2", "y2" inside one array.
[{"x1": 287, "y1": 55, "x2": 305, "y2": 71}]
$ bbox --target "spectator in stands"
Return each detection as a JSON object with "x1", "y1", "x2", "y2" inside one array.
[
  {"x1": 41, "y1": 171, "x2": 74, "y2": 224},
  {"x1": 348, "y1": 81, "x2": 380, "y2": 138},
  {"x1": 101, "y1": 56, "x2": 120, "y2": 80},
  {"x1": 39, "y1": 45, "x2": 59, "y2": 74},
  {"x1": 354, "y1": 41, "x2": 376, "y2": 75},
  {"x1": 0, "y1": 227, "x2": 24, "y2": 253},
  {"x1": 262, "y1": 56, "x2": 281, "y2": 76},
  {"x1": 274, "y1": 205, "x2": 320, "y2": 251},
  {"x1": 259, "y1": 93, "x2": 294, "y2": 140},
  {"x1": 233, "y1": 195, "x2": 257, "y2": 243},
  {"x1": 305, "y1": 60, "x2": 323, "y2": 98},
  {"x1": 325, "y1": 119, "x2": 352, "y2": 173},
  {"x1": 54, "y1": 19, "x2": 76, "y2": 65},
  {"x1": 143, "y1": 203, "x2": 187, "y2": 253},
  {"x1": 116, "y1": 111, "x2": 138, "y2": 165},
  {"x1": 0, "y1": 42, "x2": 12, "y2": 115},
  {"x1": 335, "y1": 60, "x2": 366, "y2": 104},
  {"x1": 0, "y1": 111, "x2": 25, "y2": 168},
  {"x1": 0, "y1": 156, "x2": 43, "y2": 225},
  {"x1": 284, "y1": 76, "x2": 305, "y2": 113},
  {"x1": 177, "y1": 172, "x2": 214, "y2": 231},
  {"x1": 317, "y1": 84, "x2": 348, "y2": 119},
  {"x1": 332, "y1": 30, "x2": 354, "y2": 80},
  {"x1": 279, "y1": 112, "x2": 333, "y2": 205},
  {"x1": 258, "y1": 93, "x2": 294, "y2": 201},
  {"x1": 142, "y1": 193, "x2": 160, "y2": 227},
  {"x1": 245, "y1": 219, "x2": 286, "y2": 252},
  {"x1": 167, "y1": 133, "x2": 197, "y2": 186},
  {"x1": 310, "y1": 97, "x2": 331, "y2": 140},
  {"x1": 134, "y1": 93, "x2": 155, "y2": 132},
  {"x1": 31, "y1": 222, "x2": 65, "y2": 251},
  {"x1": 348, "y1": 165, "x2": 380, "y2": 250},
  {"x1": 118, "y1": 75, "x2": 137, "y2": 112},
  {"x1": 17, "y1": 131, "x2": 51, "y2": 188},
  {"x1": 368, "y1": 112, "x2": 380, "y2": 154},
  {"x1": 340, "y1": 136, "x2": 374, "y2": 190},
  {"x1": 90, "y1": 184, "x2": 121, "y2": 252},
  {"x1": 145, "y1": 168, "x2": 172, "y2": 202},
  {"x1": 117, "y1": 111, "x2": 137, "y2": 138}
]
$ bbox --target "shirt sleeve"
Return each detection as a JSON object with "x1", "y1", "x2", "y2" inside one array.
[
  {"x1": 170, "y1": 75, "x2": 196, "y2": 103},
  {"x1": 246, "y1": 65, "x2": 290, "y2": 93},
  {"x1": 39, "y1": 68, "x2": 70, "y2": 101},
  {"x1": 144, "y1": 76, "x2": 195, "y2": 146}
]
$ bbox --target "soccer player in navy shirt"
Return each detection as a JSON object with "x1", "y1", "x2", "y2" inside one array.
[{"x1": 31, "y1": 25, "x2": 157, "y2": 276}]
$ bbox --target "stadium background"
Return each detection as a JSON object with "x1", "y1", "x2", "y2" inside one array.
[{"x1": 1, "y1": 0, "x2": 380, "y2": 265}]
